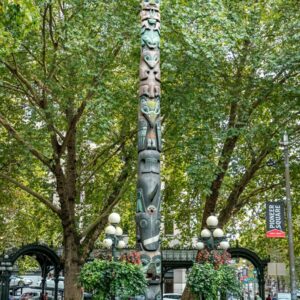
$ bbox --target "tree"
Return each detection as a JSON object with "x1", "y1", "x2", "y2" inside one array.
[
  {"x1": 158, "y1": 1, "x2": 299, "y2": 298},
  {"x1": 161, "y1": 0, "x2": 299, "y2": 243},
  {"x1": 0, "y1": 1, "x2": 140, "y2": 299},
  {"x1": 1, "y1": 0, "x2": 299, "y2": 299}
]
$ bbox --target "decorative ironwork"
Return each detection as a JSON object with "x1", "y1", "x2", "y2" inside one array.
[
  {"x1": 228, "y1": 247, "x2": 270, "y2": 300},
  {"x1": 0, "y1": 243, "x2": 62, "y2": 300}
]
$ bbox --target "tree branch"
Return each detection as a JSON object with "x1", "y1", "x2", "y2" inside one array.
[
  {"x1": 59, "y1": 39, "x2": 124, "y2": 157},
  {"x1": 0, "y1": 60, "x2": 41, "y2": 105},
  {"x1": 48, "y1": 3, "x2": 58, "y2": 49},
  {"x1": 218, "y1": 147, "x2": 272, "y2": 227},
  {"x1": 0, "y1": 81, "x2": 24, "y2": 94},
  {"x1": 201, "y1": 108, "x2": 239, "y2": 227},
  {"x1": 59, "y1": 100, "x2": 87, "y2": 156},
  {"x1": 0, "y1": 173, "x2": 61, "y2": 215},
  {"x1": 80, "y1": 161, "x2": 133, "y2": 259},
  {"x1": 79, "y1": 130, "x2": 136, "y2": 188},
  {"x1": 42, "y1": 4, "x2": 49, "y2": 75},
  {"x1": 0, "y1": 113, "x2": 53, "y2": 170},
  {"x1": 235, "y1": 183, "x2": 282, "y2": 211},
  {"x1": 22, "y1": 44, "x2": 44, "y2": 67}
]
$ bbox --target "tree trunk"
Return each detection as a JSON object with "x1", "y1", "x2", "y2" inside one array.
[
  {"x1": 181, "y1": 286, "x2": 196, "y2": 300},
  {"x1": 63, "y1": 230, "x2": 82, "y2": 300}
]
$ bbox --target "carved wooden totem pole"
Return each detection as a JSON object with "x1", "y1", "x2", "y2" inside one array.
[{"x1": 137, "y1": 0, "x2": 162, "y2": 299}]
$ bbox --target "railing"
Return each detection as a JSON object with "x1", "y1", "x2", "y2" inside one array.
[{"x1": 162, "y1": 249, "x2": 197, "y2": 262}]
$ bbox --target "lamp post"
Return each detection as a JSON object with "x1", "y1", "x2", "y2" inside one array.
[
  {"x1": 103, "y1": 213, "x2": 126, "y2": 260},
  {"x1": 0, "y1": 254, "x2": 13, "y2": 300},
  {"x1": 282, "y1": 132, "x2": 297, "y2": 300},
  {"x1": 195, "y1": 216, "x2": 230, "y2": 300},
  {"x1": 196, "y1": 215, "x2": 230, "y2": 253}
]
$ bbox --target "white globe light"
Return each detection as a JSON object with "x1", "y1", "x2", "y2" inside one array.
[
  {"x1": 108, "y1": 212, "x2": 121, "y2": 224},
  {"x1": 105, "y1": 225, "x2": 116, "y2": 235},
  {"x1": 115, "y1": 226, "x2": 123, "y2": 236},
  {"x1": 206, "y1": 215, "x2": 218, "y2": 228},
  {"x1": 117, "y1": 240, "x2": 126, "y2": 249},
  {"x1": 103, "y1": 238, "x2": 113, "y2": 248},
  {"x1": 200, "y1": 228, "x2": 211, "y2": 238},
  {"x1": 220, "y1": 241, "x2": 230, "y2": 250},
  {"x1": 213, "y1": 228, "x2": 224, "y2": 238},
  {"x1": 196, "y1": 241, "x2": 205, "y2": 250}
]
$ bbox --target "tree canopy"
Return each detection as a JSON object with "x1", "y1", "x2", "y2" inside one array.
[{"x1": 0, "y1": 0, "x2": 299, "y2": 296}]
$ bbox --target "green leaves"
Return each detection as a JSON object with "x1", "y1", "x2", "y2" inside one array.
[
  {"x1": 79, "y1": 260, "x2": 147, "y2": 300},
  {"x1": 187, "y1": 263, "x2": 242, "y2": 299},
  {"x1": 0, "y1": 0, "x2": 39, "y2": 55},
  {"x1": 0, "y1": 0, "x2": 299, "y2": 277}
]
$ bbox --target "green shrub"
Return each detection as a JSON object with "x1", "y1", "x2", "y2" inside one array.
[
  {"x1": 79, "y1": 260, "x2": 147, "y2": 300},
  {"x1": 187, "y1": 262, "x2": 242, "y2": 300}
]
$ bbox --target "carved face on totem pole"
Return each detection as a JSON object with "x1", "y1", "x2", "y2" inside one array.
[
  {"x1": 140, "y1": 250, "x2": 161, "y2": 281},
  {"x1": 137, "y1": 150, "x2": 161, "y2": 251},
  {"x1": 143, "y1": 0, "x2": 160, "y2": 9},
  {"x1": 138, "y1": 115, "x2": 161, "y2": 152},
  {"x1": 141, "y1": 8, "x2": 160, "y2": 24},
  {"x1": 141, "y1": 15, "x2": 160, "y2": 49},
  {"x1": 140, "y1": 49, "x2": 161, "y2": 83}
]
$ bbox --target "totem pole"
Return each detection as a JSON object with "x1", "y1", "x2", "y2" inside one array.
[{"x1": 137, "y1": 0, "x2": 162, "y2": 299}]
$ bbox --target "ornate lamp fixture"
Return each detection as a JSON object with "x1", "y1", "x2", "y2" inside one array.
[
  {"x1": 103, "y1": 213, "x2": 126, "y2": 260},
  {"x1": 196, "y1": 215, "x2": 230, "y2": 251}
]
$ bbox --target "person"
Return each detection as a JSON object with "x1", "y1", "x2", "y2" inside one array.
[
  {"x1": 44, "y1": 292, "x2": 48, "y2": 300},
  {"x1": 255, "y1": 292, "x2": 262, "y2": 300},
  {"x1": 266, "y1": 294, "x2": 272, "y2": 300}
]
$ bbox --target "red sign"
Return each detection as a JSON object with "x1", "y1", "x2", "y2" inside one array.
[{"x1": 266, "y1": 229, "x2": 286, "y2": 238}]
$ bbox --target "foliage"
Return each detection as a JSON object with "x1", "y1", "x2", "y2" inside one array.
[
  {"x1": 187, "y1": 263, "x2": 242, "y2": 300},
  {"x1": 79, "y1": 259, "x2": 147, "y2": 300},
  {"x1": 15, "y1": 256, "x2": 40, "y2": 274},
  {"x1": 159, "y1": 0, "x2": 300, "y2": 264},
  {"x1": 0, "y1": 0, "x2": 299, "y2": 297}
]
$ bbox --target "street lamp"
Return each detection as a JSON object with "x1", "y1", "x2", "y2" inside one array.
[
  {"x1": 196, "y1": 215, "x2": 230, "y2": 252},
  {"x1": 281, "y1": 132, "x2": 297, "y2": 300},
  {"x1": 103, "y1": 213, "x2": 126, "y2": 260},
  {"x1": 195, "y1": 216, "x2": 230, "y2": 300},
  {"x1": 0, "y1": 254, "x2": 13, "y2": 300}
]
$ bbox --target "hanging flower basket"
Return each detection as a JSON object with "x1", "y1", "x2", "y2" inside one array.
[
  {"x1": 80, "y1": 252, "x2": 147, "y2": 300},
  {"x1": 187, "y1": 251, "x2": 242, "y2": 300}
]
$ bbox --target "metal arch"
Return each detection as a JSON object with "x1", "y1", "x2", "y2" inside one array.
[
  {"x1": 228, "y1": 247, "x2": 270, "y2": 299},
  {"x1": 8, "y1": 243, "x2": 61, "y2": 268},
  {"x1": 2, "y1": 243, "x2": 63, "y2": 300},
  {"x1": 228, "y1": 247, "x2": 268, "y2": 270},
  {"x1": 159, "y1": 247, "x2": 269, "y2": 299}
]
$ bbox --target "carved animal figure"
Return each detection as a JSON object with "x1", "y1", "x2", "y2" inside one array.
[
  {"x1": 140, "y1": 49, "x2": 161, "y2": 82},
  {"x1": 140, "y1": 96, "x2": 160, "y2": 127},
  {"x1": 141, "y1": 9, "x2": 160, "y2": 23},
  {"x1": 140, "y1": 250, "x2": 162, "y2": 281},
  {"x1": 141, "y1": 15, "x2": 160, "y2": 50},
  {"x1": 137, "y1": 150, "x2": 160, "y2": 210},
  {"x1": 143, "y1": 0, "x2": 160, "y2": 9},
  {"x1": 138, "y1": 116, "x2": 161, "y2": 152},
  {"x1": 136, "y1": 211, "x2": 161, "y2": 251}
]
